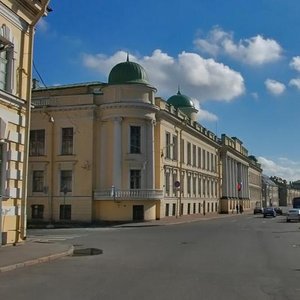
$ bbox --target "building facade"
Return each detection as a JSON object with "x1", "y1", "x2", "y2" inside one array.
[
  {"x1": 28, "y1": 57, "x2": 262, "y2": 224},
  {"x1": 0, "y1": 0, "x2": 49, "y2": 245}
]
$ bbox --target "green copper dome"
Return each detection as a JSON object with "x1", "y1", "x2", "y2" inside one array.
[
  {"x1": 108, "y1": 55, "x2": 149, "y2": 85},
  {"x1": 167, "y1": 90, "x2": 195, "y2": 108}
]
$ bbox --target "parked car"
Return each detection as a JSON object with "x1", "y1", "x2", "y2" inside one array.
[
  {"x1": 274, "y1": 207, "x2": 283, "y2": 215},
  {"x1": 263, "y1": 207, "x2": 276, "y2": 218},
  {"x1": 253, "y1": 207, "x2": 263, "y2": 214},
  {"x1": 286, "y1": 209, "x2": 300, "y2": 222}
]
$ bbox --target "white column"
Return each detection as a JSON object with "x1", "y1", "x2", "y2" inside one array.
[
  {"x1": 113, "y1": 117, "x2": 122, "y2": 189},
  {"x1": 146, "y1": 120, "x2": 155, "y2": 189}
]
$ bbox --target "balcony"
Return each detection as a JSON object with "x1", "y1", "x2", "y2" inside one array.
[{"x1": 94, "y1": 189, "x2": 163, "y2": 201}]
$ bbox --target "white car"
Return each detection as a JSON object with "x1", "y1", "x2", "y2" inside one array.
[{"x1": 286, "y1": 209, "x2": 300, "y2": 222}]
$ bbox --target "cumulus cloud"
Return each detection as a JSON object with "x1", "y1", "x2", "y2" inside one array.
[
  {"x1": 82, "y1": 49, "x2": 245, "y2": 103},
  {"x1": 258, "y1": 156, "x2": 300, "y2": 182},
  {"x1": 193, "y1": 99, "x2": 218, "y2": 122},
  {"x1": 264, "y1": 79, "x2": 285, "y2": 95},
  {"x1": 194, "y1": 27, "x2": 282, "y2": 66},
  {"x1": 289, "y1": 56, "x2": 300, "y2": 72},
  {"x1": 289, "y1": 78, "x2": 300, "y2": 89}
]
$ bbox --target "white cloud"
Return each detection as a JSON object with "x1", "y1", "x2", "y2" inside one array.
[
  {"x1": 194, "y1": 27, "x2": 282, "y2": 66},
  {"x1": 193, "y1": 99, "x2": 218, "y2": 122},
  {"x1": 264, "y1": 79, "x2": 285, "y2": 95},
  {"x1": 258, "y1": 156, "x2": 300, "y2": 182},
  {"x1": 289, "y1": 56, "x2": 300, "y2": 72},
  {"x1": 289, "y1": 78, "x2": 300, "y2": 90},
  {"x1": 82, "y1": 49, "x2": 245, "y2": 103}
]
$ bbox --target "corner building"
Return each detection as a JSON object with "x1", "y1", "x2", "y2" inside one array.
[
  {"x1": 0, "y1": 0, "x2": 49, "y2": 245},
  {"x1": 28, "y1": 57, "x2": 221, "y2": 223}
]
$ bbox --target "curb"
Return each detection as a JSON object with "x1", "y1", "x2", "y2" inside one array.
[{"x1": 0, "y1": 245, "x2": 74, "y2": 273}]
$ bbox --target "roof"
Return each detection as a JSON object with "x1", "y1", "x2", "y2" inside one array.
[
  {"x1": 167, "y1": 90, "x2": 195, "y2": 108},
  {"x1": 108, "y1": 55, "x2": 149, "y2": 85}
]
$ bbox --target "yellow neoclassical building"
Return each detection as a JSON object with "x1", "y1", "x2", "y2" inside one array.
[
  {"x1": 28, "y1": 56, "x2": 261, "y2": 224},
  {"x1": 0, "y1": 0, "x2": 50, "y2": 245}
]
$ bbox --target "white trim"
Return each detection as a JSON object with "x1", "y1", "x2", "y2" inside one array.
[{"x1": 0, "y1": 3, "x2": 28, "y2": 31}]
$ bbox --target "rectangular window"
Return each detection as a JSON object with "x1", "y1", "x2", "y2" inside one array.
[
  {"x1": 193, "y1": 203, "x2": 196, "y2": 214},
  {"x1": 165, "y1": 171, "x2": 170, "y2": 195},
  {"x1": 31, "y1": 205, "x2": 44, "y2": 219},
  {"x1": 32, "y1": 170, "x2": 44, "y2": 192},
  {"x1": 130, "y1": 126, "x2": 141, "y2": 153},
  {"x1": 130, "y1": 170, "x2": 141, "y2": 189},
  {"x1": 202, "y1": 149, "x2": 206, "y2": 170},
  {"x1": 60, "y1": 205, "x2": 71, "y2": 220},
  {"x1": 181, "y1": 139, "x2": 185, "y2": 163},
  {"x1": 0, "y1": 50, "x2": 7, "y2": 90},
  {"x1": 187, "y1": 203, "x2": 191, "y2": 214},
  {"x1": 198, "y1": 147, "x2": 201, "y2": 168},
  {"x1": 211, "y1": 153, "x2": 214, "y2": 172},
  {"x1": 60, "y1": 170, "x2": 72, "y2": 192},
  {"x1": 172, "y1": 135, "x2": 178, "y2": 160},
  {"x1": 165, "y1": 132, "x2": 171, "y2": 159},
  {"x1": 172, "y1": 203, "x2": 176, "y2": 216},
  {"x1": 61, "y1": 128, "x2": 73, "y2": 155},
  {"x1": 187, "y1": 142, "x2": 191, "y2": 165},
  {"x1": 193, "y1": 176, "x2": 196, "y2": 196},
  {"x1": 198, "y1": 177, "x2": 202, "y2": 197},
  {"x1": 165, "y1": 203, "x2": 169, "y2": 217},
  {"x1": 207, "y1": 151, "x2": 210, "y2": 171},
  {"x1": 29, "y1": 129, "x2": 45, "y2": 156},
  {"x1": 187, "y1": 175, "x2": 191, "y2": 194},
  {"x1": 193, "y1": 145, "x2": 196, "y2": 166}
]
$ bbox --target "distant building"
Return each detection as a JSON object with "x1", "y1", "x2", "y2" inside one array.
[
  {"x1": 28, "y1": 56, "x2": 262, "y2": 224},
  {"x1": 0, "y1": 0, "x2": 50, "y2": 246},
  {"x1": 219, "y1": 135, "x2": 260, "y2": 213},
  {"x1": 262, "y1": 174, "x2": 278, "y2": 207}
]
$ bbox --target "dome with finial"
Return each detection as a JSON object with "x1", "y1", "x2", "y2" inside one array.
[
  {"x1": 167, "y1": 88, "x2": 195, "y2": 108},
  {"x1": 108, "y1": 53, "x2": 149, "y2": 85}
]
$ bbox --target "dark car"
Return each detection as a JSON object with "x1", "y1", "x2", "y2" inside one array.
[
  {"x1": 263, "y1": 207, "x2": 276, "y2": 218},
  {"x1": 274, "y1": 207, "x2": 283, "y2": 215},
  {"x1": 253, "y1": 207, "x2": 263, "y2": 214}
]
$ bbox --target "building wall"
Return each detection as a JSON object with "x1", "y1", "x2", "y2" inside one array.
[{"x1": 0, "y1": 0, "x2": 49, "y2": 245}]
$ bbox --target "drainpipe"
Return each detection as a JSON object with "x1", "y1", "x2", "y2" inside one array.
[{"x1": 20, "y1": 1, "x2": 50, "y2": 241}]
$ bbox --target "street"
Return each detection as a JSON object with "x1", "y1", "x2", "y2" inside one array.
[{"x1": 1, "y1": 214, "x2": 300, "y2": 300}]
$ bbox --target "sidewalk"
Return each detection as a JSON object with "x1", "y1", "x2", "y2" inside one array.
[
  {"x1": 0, "y1": 240, "x2": 73, "y2": 273},
  {"x1": 0, "y1": 212, "x2": 245, "y2": 273}
]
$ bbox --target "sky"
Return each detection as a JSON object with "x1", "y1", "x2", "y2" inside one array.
[{"x1": 33, "y1": 0, "x2": 300, "y2": 182}]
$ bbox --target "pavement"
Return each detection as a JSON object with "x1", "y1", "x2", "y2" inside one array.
[{"x1": 0, "y1": 211, "x2": 243, "y2": 273}]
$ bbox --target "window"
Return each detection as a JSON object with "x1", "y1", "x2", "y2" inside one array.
[
  {"x1": 193, "y1": 176, "x2": 196, "y2": 196},
  {"x1": 60, "y1": 205, "x2": 71, "y2": 220},
  {"x1": 198, "y1": 177, "x2": 202, "y2": 197},
  {"x1": 207, "y1": 151, "x2": 210, "y2": 170},
  {"x1": 32, "y1": 170, "x2": 44, "y2": 192},
  {"x1": 172, "y1": 203, "x2": 176, "y2": 216},
  {"x1": 181, "y1": 139, "x2": 185, "y2": 163},
  {"x1": 165, "y1": 132, "x2": 171, "y2": 159},
  {"x1": 202, "y1": 149, "x2": 206, "y2": 169},
  {"x1": 130, "y1": 126, "x2": 141, "y2": 153},
  {"x1": 130, "y1": 170, "x2": 141, "y2": 189},
  {"x1": 187, "y1": 175, "x2": 191, "y2": 194},
  {"x1": 187, "y1": 142, "x2": 191, "y2": 165},
  {"x1": 61, "y1": 128, "x2": 73, "y2": 155},
  {"x1": 0, "y1": 25, "x2": 14, "y2": 93},
  {"x1": 172, "y1": 135, "x2": 178, "y2": 160},
  {"x1": 29, "y1": 130, "x2": 45, "y2": 156},
  {"x1": 165, "y1": 171, "x2": 170, "y2": 195},
  {"x1": 187, "y1": 203, "x2": 191, "y2": 214},
  {"x1": 193, "y1": 145, "x2": 196, "y2": 166},
  {"x1": 193, "y1": 203, "x2": 196, "y2": 214},
  {"x1": 31, "y1": 205, "x2": 44, "y2": 219},
  {"x1": 165, "y1": 203, "x2": 169, "y2": 217},
  {"x1": 198, "y1": 147, "x2": 201, "y2": 168},
  {"x1": 60, "y1": 170, "x2": 72, "y2": 192}
]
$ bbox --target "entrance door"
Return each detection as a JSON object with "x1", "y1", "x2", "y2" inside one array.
[{"x1": 133, "y1": 205, "x2": 144, "y2": 221}]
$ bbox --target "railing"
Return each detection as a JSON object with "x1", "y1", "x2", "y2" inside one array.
[{"x1": 94, "y1": 189, "x2": 164, "y2": 201}]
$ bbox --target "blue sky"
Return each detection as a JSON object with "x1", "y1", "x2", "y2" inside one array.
[{"x1": 34, "y1": 0, "x2": 300, "y2": 181}]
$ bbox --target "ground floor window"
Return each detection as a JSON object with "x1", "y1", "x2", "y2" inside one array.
[
  {"x1": 172, "y1": 203, "x2": 176, "y2": 216},
  {"x1": 165, "y1": 203, "x2": 169, "y2": 216},
  {"x1": 193, "y1": 203, "x2": 196, "y2": 214},
  {"x1": 187, "y1": 203, "x2": 191, "y2": 214},
  {"x1": 60, "y1": 205, "x2": 71, "y2": 220},
  {"x1": 31, "y1": 204, "x2": 44, "y2": 219}
]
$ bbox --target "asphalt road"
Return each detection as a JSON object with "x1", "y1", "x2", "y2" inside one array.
[{"x1": 1, "y1": 214, "x2": 300, "y2": 300}]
